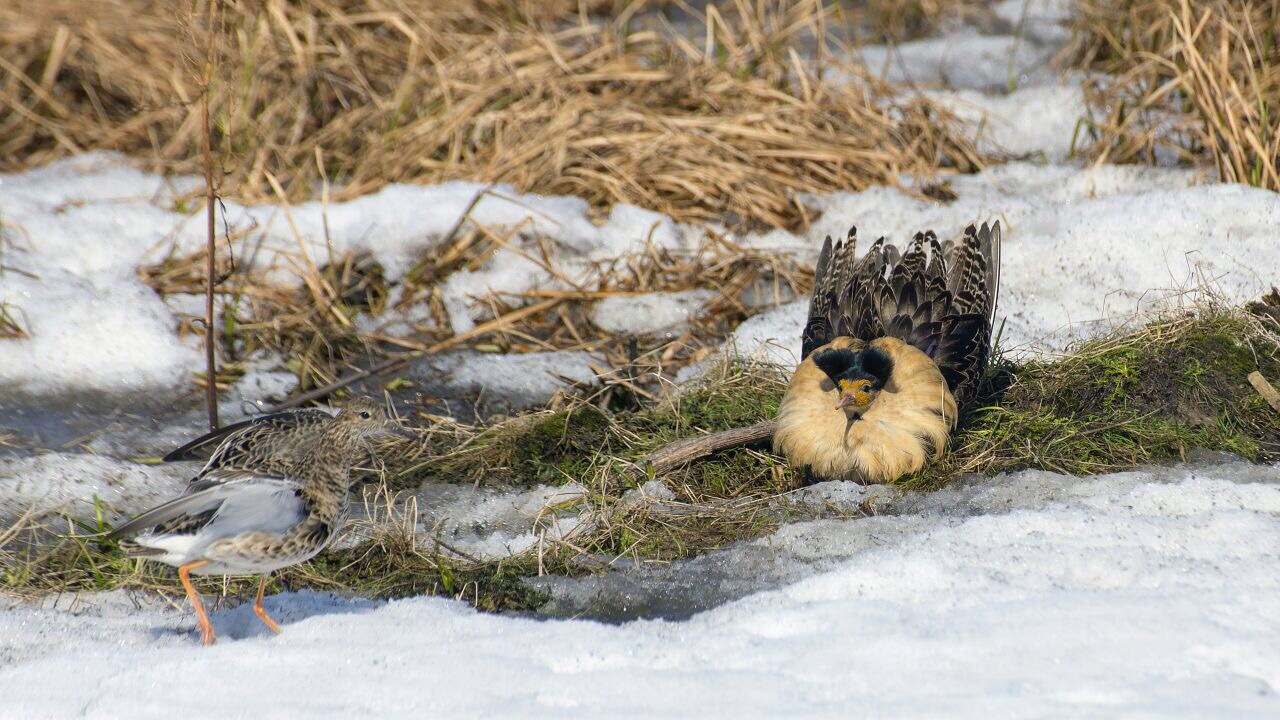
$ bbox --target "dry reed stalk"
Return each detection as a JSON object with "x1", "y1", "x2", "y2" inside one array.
[{"x1": 1068, "y1": 0, "x2": 1280, "y2": 189}]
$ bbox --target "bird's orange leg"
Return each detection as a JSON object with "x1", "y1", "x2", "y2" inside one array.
[
  {"x1": 177, "y1": 560, "x2": 215, "y2": 646},
  {"x1": 253, "y1": 574, "x2": 282, "y2": 635}
]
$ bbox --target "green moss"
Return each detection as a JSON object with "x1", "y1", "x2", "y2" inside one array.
[{"x1": 903, "y1": 310, "x2": 1280, "y2": 491}]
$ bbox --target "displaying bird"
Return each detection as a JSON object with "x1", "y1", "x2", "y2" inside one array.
[
  {"x1": 106, "y1": 397, "x2": 410, "y2": 645},
  {"x1": 774, "y1": 222, "x2": 1001, "y2": 484}
]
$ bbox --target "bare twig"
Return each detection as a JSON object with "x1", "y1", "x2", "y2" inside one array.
[
  {"x1": 200, "y1": 0, "x2": 219, "y2": 431},
  {"x1": 1248, "y1": 371, "x2": 1280, "y2": 414},
  {"x1": 632, "y1": 420, "x2": 777, "y2": 478}
]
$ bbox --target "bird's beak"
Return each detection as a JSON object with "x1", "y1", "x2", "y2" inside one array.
[
  {"x1": 834, "y1": 393, "x2": 859, "y2": 411},
  {"x1": 377, "y1": 422, "x2": 416, "y2": 440}
]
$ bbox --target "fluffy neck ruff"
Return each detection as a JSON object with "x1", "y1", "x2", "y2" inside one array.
[{"x1": 774, "y1": 336, "x2": 958, "y2": 483}]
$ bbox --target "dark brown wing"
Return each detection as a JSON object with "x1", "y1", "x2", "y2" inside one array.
[
  {"x1": 799, "y1": 221, "x2": 1001, "y2": 405},
  {"x1": 801, "y1": 226, "x2": 857, "y2": 359},
  {"x1": 934, "y1": 221, "x2": 1001, "y2": 402}
]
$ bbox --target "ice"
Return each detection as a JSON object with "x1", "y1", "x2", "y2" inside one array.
[
  {"x1": 4, "y1": 460, "x2": 1280, "y2": 716},
  {"x1": 538, "y1": 458, "x2": 1280, "y2": 621},
  {"x1": 590, "y1": 289, "x2": 716, "y2": 336},
  {"x1": 408, "y1": 349, "x2": 603, "y2": 413}
]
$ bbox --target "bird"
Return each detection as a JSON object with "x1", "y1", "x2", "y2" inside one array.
[
  {"x1": 773, "y1": 222, "x2": 1001, "y2": 484},
  {"x1": 106, "y1": 397, "x2": 411, "y2": 645}
]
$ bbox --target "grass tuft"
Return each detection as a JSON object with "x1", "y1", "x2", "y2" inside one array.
[{"x1": 1068, "y1": 0, "x2": 1280, "y2": 189}]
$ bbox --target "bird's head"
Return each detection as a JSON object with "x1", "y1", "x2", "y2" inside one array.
[
  {"x1": 812, "y1": 346, "x2": 893, "y2": 416},
  {"x1": 333, "y1": 397, "x2": 414, "y2": 442}
]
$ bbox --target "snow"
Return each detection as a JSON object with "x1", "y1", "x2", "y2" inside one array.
[
  {"x1": 5, "y1": 460, "x2": 1280, "y2": 717},
  {"x1": 0, "y1": 156, "x2": 695, "y2": 404},
  {"x1": 7, "y1": 150, "x2": 1272, "y2": 405},
  {"x1": 993, "y1": 0, "x2": 1074, "y2": 45},
  {"x1": 410, "y1": 482, "x2": 593, "y2": 560},
  {"x1": 409, "y1": 349, "x2": 604, "y2": 413},
  {"x1": 855, "y1": 32, "x2": 1058, "y2": 91},
  {"x1": 590, "y1": 289, "x2": 716, "y2": 336},
  {"x1": 731, "y1": 162, "x2": 1278, "y2": 366},
  {"x1": 0, "y1": 452, "x2": 186, "y2": 524},
  {"x1": 4, "y1": 4, "x2": 1280, "y2": 715},
  {"x1": 927, "y1": 82, "x2": 1089, "y2": 160}
]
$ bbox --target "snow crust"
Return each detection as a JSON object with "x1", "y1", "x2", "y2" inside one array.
[
  {"x1": 409, "y1": 349, "x2": 603, "y2": 413},
  {"x1": 732, "y1": 162, "x2": 1278, "y2": 366},
  {"x1": 590, "y1": 289, "x2": 715, "y2": 336},
  {"x1": 409, "y1": 482, "x2": 593, "y2": 560},
  {"x1": 0, "y1": 452, "x2": 186, "y2": 524},
  {"x1": 4, "y1": 460, "x2": 1280, "y2": 717}
]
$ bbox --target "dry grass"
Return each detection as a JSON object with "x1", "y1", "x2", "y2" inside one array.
[
  {"x1": 2, "y1": 0, "x2": 992, "y2": 406},
  {"x1": 140, "y1": 213, "x2": 812, "y2": 397},
  {"x1": 1068, "y1": 0, "x2": 1280, "y2": 189},
  {"x1": 0, "y1": 0, "x2": 982, "y2": 229}
]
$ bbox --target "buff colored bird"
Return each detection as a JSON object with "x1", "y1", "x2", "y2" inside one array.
[
  {"x1": 774, "y1": 222, "x2": 1001, "y2": 483},
  {"x1": 107, "y1": 397, "x2": 410, "y2": 645}
]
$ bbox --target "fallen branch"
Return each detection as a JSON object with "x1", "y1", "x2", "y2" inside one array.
[
  {"x1": 632, "y1": 420, "x2": 777, "y2": 478},
  {"x1": 1248, "y1": 371, "x2": 1280, "y2": 414}
]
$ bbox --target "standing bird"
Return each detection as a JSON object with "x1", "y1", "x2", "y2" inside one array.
[
  {"x1": 774, "y1": 222, "x2": 1001, "y2": 483},
  {"x1": 106, "y1": 397, "x2": 410, "y2": 645}
]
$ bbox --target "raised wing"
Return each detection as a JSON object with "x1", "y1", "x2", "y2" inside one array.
[{"x1": 800, "y1": 221, "x2": 1001, "y2": 405}]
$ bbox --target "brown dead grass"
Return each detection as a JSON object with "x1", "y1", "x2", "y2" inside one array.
[
  {"x1": 0, "y1": 0, "x2": 982, "y2": 229},
  {"x1": 140, "y1": 213, "x2": 811, "y2": 396},
  {"x1": 1068, "y1": 0, "x2": 1280, "y2": 189}
]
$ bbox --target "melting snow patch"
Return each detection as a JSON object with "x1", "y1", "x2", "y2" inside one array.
[
  {"x1": 855, "y1": 33, "x2": 1058, "y2": 91},
  {"x1": 927, "y1": 83, "x2": 1088, "y2": 161},
  {"x1": 412, "y1": 482, "x2": 593, "y2": 561},
  {"x1": 590, "y1": 289, "x2": 715, "y2": 336}
]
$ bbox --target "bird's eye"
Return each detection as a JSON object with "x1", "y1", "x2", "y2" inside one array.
[
  {"x1": 359, "y1": 411, "x2": 371, "y2": 419},
  {"x1": 861, "y1": 383, "x2": 872, "y2": 393}
]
